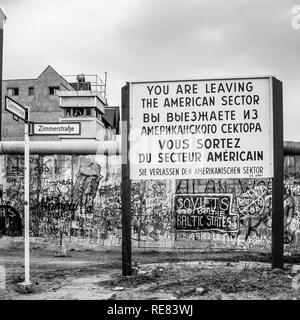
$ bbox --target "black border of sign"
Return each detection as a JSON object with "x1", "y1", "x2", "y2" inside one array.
[
  {"x1": 4, "y1": 95, "x2": 28, "y2": 121},
  {"x1": 122, "y1": 76, "x2": 284, "y2": 272},
  {"x1": 31, "y1": 122, "x2": 81, "y2": 136},
  {"x1": 129, "y1": 75, "x2": 271, "y2": 85},
  {"x1": 121, "y1": 84, "x2": 132, "y2": 276},
  {"x1": 271, "y1": 77, "x2": 284, "y2": 269}
]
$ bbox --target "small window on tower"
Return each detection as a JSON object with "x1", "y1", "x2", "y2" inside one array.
[
  {"x1": 28, "y1": 87, "x2": 34, "y2": 96},
  {"x1": 73, "y1": 108, "x2": 84, "y2": 117},
  {"x1": 86, "y1": 108, "x2": 91, "y2": 116},
  {"x1": 49, "y1": 86, "x2": 60, "y2": 95},
  {"x1": 65, "y1": 108, "x2": 71, "y2": 117}
]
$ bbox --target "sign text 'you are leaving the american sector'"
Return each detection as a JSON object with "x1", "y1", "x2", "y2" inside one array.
[{"x1": 129, "y1": 78, "x2": 274, "y2": 180}]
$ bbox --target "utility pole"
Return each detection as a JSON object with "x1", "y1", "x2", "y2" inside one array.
[{"x1": 0, "y1": 7, "x2": 7, "y2": 141}]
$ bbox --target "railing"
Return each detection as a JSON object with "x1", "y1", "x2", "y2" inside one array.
[{"x1": 62, "y1": 73, "x2": 107, "y2": 102}]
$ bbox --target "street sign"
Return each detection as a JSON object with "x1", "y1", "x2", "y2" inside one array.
[
  {"x1": 5, "y1": 95, "x2": 28, "y2": 122},
  {"x1": 5, "y1": 96, "x2": 32, "y2": 285},
  {"x1": 32, "y1": 122, "x2": 81, "y2": 135}
]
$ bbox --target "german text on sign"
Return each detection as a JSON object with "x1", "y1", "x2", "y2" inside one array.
[{"x1": 32, "y1": 122, "x2": 81, "y2": 135}]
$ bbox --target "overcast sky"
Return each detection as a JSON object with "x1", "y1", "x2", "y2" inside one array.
[{"x1": 1, "y1": 0, "x2": 300, "y2": 140}]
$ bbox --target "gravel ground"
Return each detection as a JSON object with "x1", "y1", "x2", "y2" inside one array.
[{"x1": 1, "y1": 246, "x2": 300, "y2": 300}]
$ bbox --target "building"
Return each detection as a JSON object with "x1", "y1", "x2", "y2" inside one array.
[{"x1": 1, "y1": 65, "x2": 119, "y2": 141}]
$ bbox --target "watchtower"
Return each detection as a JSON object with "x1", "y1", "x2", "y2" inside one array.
[{"x1": 58, "y1": 74, "x2": 108, "y2": 140}]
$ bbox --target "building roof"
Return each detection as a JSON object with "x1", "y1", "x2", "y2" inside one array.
[{"x1": 3, "y1": 65, "x2": 75, "y2": 92}]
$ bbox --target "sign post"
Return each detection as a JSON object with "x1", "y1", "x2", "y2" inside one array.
[
  {"x1": 121, "y1": 84, "x2": 132, "y2": 276},
  {"x1": 24, "y1": 108, "x2": 30, "y2": 285},
  {"x1": 124, "y1": 76, "x2": 283, "y2": 270},
  {"x1": 271, "y1": 78, "x2": 284, "y2": 269},
  {"x1": 5, "y1": 96, "x2": 31, "y2": 285}
]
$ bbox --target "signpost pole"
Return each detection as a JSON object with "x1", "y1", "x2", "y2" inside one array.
[
  {"x1": 4, "y1": 96, "x2": 32, "y2": 287},
  {"x1": 121, "y1": 84, "x2": 132, "y2": 276},
  {"x1": 24, "y1": 108, "x2": 30, "y2": 284},
  {"x1": 271, "y1": 77, "x2": 284, "y2": 269}
]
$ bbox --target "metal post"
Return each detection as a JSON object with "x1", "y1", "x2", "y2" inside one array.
[
  {"x1": 121, "y1": 84, "x2": 132, "y2": 276},
  {"x1": 24, "y1": 109, "x2": 30, "y2": 284},
  {"x1": 271, "y1": 77, "x2": 284, "y2": 269},
  {"x1": 0, "y1": 7, "x2": 7, "y2": 141}
]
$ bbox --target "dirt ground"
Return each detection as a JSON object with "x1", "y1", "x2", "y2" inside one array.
[{"x1": 1, "y1": 245, "x2": 300, "y2": 300}]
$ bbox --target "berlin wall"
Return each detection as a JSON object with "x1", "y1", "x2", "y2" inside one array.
[{"x1": 0, "y1": 153, "x2": 299, "y2": 254}]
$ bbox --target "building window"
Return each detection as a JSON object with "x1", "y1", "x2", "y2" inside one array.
[
  {"x1": 49, "y1": 86, "x2": 60, "y2": 95},
  {"x1": 65, "y1": 108, "x2": 71, "y2": 117},
  {"x1": 7, "y1": 87, "x2": 19, "y2": 96},
  {"x1": 73, "y1": 107, "x2": 84, "y2": 117},
  {"x1": 86, "y1": 108, "x2": 91, "y2": 116},
  {"x1": 28, "y1": 87, "x2": 34, "y2": 96},
  {"x1": 96, "y1": 109, "x2": 101, "y2": 121}
]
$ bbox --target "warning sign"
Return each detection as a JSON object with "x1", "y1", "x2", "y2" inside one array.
[{"x1": 129, "y1": 77, "x2": 274, "y2": 180}]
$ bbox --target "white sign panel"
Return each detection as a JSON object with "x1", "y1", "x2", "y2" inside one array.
[
  {"x1": 5, "y1": 96, "x2": 27, "y2": 121},
  {"x1": 32, "y1": 122, "x2": 81, "y2": 135},
  {"x1": 130, "y1": 77, "x2": 273, "y2": 180}
]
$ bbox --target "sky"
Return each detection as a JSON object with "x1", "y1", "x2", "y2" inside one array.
[{"x1": 1, "y1": 0, "x2": 300, "y2": 141}]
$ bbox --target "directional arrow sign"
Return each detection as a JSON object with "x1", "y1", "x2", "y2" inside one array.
[
  {"x1": 32, "y1": 122, "x2": 81, "y2": 135},
  {"x1": 5, "y1": 96, "x2": 28, "y2": 121}
]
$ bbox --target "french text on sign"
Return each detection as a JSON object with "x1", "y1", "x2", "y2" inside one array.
[{"x1": 32, "y1": 122, "x2": 81, "y2": 135}]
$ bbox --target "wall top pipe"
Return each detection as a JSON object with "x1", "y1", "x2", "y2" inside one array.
[
  {"x1": 283, "y1": 141, "x2": 300, "y2": 156},
  {"x1": 0, "y1": 140, "x2": 299, "y2": 156},
  {"x1": 0, "y1": 140, "x2": 121, "y2": 155}
]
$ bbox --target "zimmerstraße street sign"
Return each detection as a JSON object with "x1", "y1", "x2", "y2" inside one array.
[{"x1": 32, "y1": 122, "x2": 81, "y2": 135}]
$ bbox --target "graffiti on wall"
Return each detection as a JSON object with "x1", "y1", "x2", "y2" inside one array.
[
  {"x1": 174, "y1": 178, "x2": 273, "y2": 250},
  {"x1": 174, "y1": 194, "x2": 238, "y2": 233},
  {"x1": 131, "y1": 179, "x2": 174, "y2": 245},
  {"x1": 0, "y1": 202, "x2": 22, "y2": 237},
  {"x1": 0, "y1": 155, "x2": 123, "y2": 245},
  {"x1": 1, "y1": 154, "x2": 300, "y2": 253}
]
